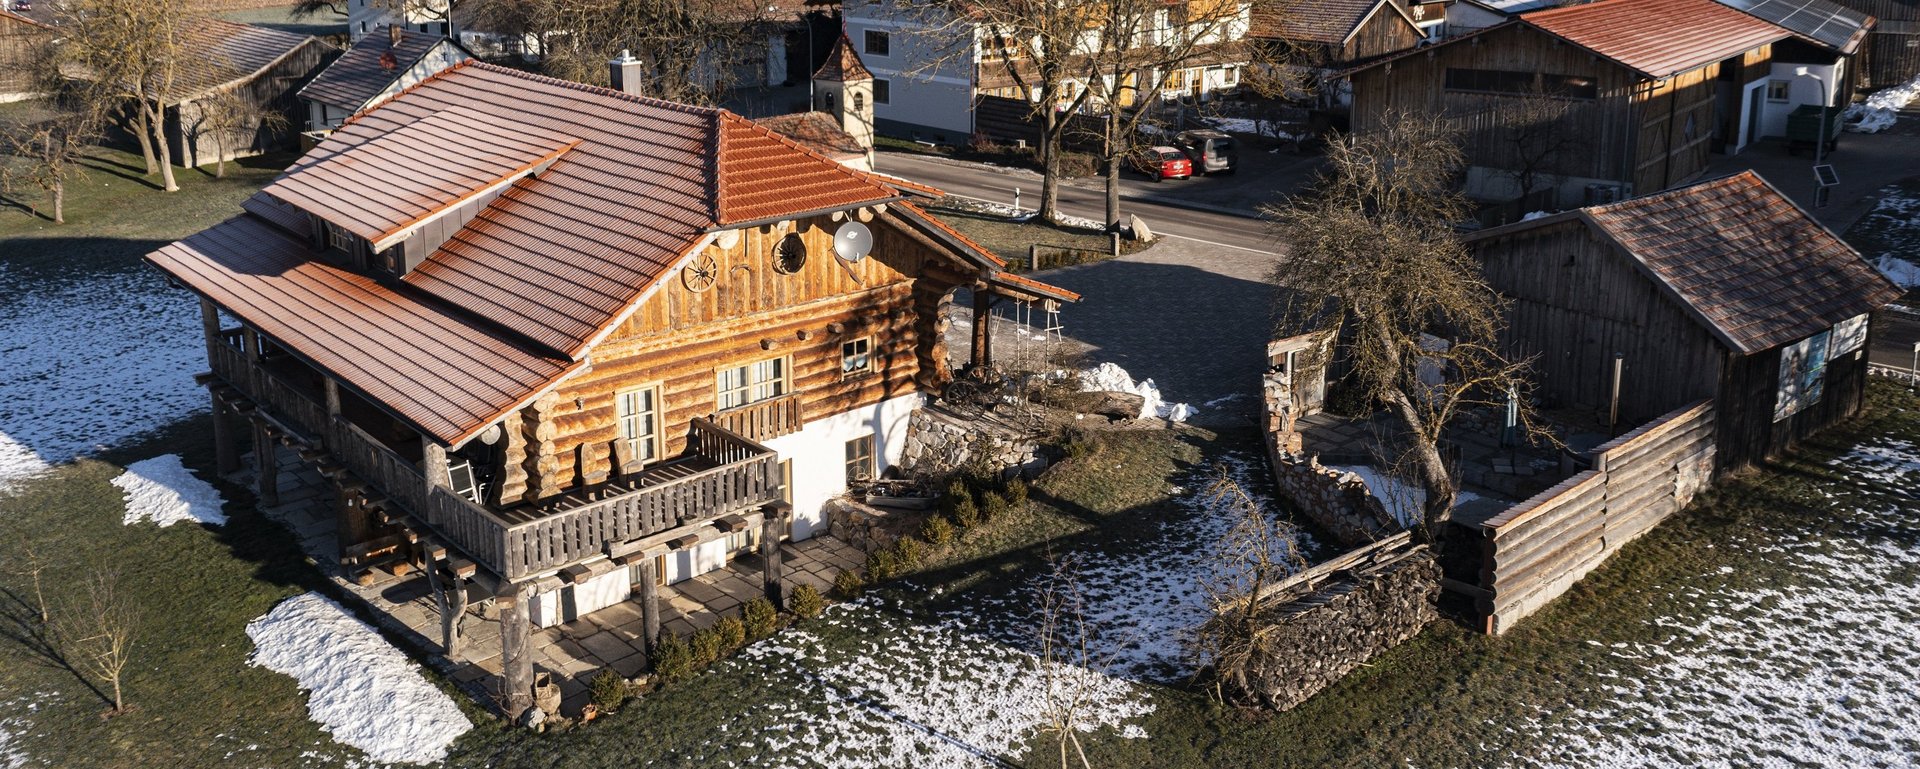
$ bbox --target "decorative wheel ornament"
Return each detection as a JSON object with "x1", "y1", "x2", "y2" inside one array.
[
  {"x1": 773, "y1": 232, "x2": 807, "y2": 274},
  {"x1": 682, "y1": 252, "x2": 719, "y2": 292}
]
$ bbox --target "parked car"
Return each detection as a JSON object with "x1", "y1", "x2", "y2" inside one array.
[
  {"x1": 1131, "y1": 145, "x2": 1192, "y2": 182},
  {"x1": 9, "y1": 0, "x2": 30, "y2": 10},
  {"x1": 1175, "y1": 129, "x2": 1237, "y2": 174}
]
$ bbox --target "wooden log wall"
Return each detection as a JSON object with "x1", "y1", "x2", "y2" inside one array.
[
  {"x1": 1478, "y1": 400, "x2": 1716, "y2": 634},
  {"x1": 1473, "y1": 222, "x2": 1724, "y2": 424},
  {"x1": 524, "y1": 212, "x2": 971, "y2": 500}
]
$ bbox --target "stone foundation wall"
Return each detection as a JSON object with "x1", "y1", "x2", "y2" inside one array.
[
  {"x1": 899, "y1": 406, "x2": 1045, "y2": 480},
  {"x1": 825, "y1": 497, "x2": 914, "y2": 555},
  {"x1": 1224, "y1": 548, "x2": 1440, "y2": 712},
  {"x1": 1269, "y1": 452, "x2": 1400, "y2": 548}
]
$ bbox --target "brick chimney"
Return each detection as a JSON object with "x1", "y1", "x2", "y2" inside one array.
[{"x1": 609, "y1": 50, "x2": 644, "y2": 97}]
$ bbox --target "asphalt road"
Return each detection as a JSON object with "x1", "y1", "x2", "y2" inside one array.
[{"x1": 875, "y1": 151, "x2": 1280, "y2": 255}]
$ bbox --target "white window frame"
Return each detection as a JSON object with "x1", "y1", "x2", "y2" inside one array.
[
  {"x1": 717, "y1": 356, "x2": 790, "y2": 410},
  {"x1": 615, "y1": 384, "x2": 663, "y2": 469},
  {"x1": 1766, "y1": 79, "x2": 1791, "y2": 103},
  {"x1": 845, "y1": 434, "x2": 875, "y2": 484}
]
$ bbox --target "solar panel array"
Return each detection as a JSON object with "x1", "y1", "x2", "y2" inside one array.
[{"x1": 1716, "y1": 0, "x2": 1873, "y2": 51}]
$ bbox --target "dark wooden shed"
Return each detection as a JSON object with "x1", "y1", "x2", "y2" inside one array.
[
  {"x1": 1465, "y1": 170, "x2": 1901, "y2": 471},
  {"x1": 0, "y1": 8, "x2": 54, "y2": 101}
]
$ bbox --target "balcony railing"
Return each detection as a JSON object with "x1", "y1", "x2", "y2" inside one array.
[
  {"x1": 210, "y1": 329, "x2": 328, "y2": 436},
  {"x1": 711, "y1": 392, "x2": 803, "y2": 443},
  {"x1": 496, "y1": 419, "x2": 778, "y2": 580}
]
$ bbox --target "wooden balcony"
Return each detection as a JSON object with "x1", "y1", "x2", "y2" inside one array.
[
  {"x1": 208, "y1": 338, "x2": 779, "y2": 581},
  {"x1": 712, "y1": 392, "x2": 803, "y2": 443}
]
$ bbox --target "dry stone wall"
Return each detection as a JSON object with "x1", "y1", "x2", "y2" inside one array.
[
  {"x1": 899, "y1": 406, "x2": 1045, "y2": 480},
  {"x1": 1268, "y1": 452, "x2": 1401, "y2": 548}
]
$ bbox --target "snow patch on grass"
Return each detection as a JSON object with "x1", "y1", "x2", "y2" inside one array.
[
  {"x1": 1855, "y1": 192, "x2": 1920, "y2": 288},
  {"x1": 1520, "y1": 437, "x2": 1920, "y2": 767},
  {"x1": 114, "y1": 455, "x2": 226, "y2": 528},
  {"x1": 1079, "y1": 362, "x2": 1193, "y2": 422},
  {"x1": 0, "y1": 264, "x2": 205, "y2": 489},
  {"x1": 245, "y1": 593, "x2": 471, "y2": 765},
  {"x1": 715, "y1": 599, "x2": 1152, "y2": 767}
]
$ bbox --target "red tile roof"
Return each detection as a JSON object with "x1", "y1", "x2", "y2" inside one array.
[
  {"x1": 1522, "y1": 0, "x2": 1790, "y2": 78},
  {"x1": 813, "y1": 34, "x2": 873, "y2": 82},
  {"x1": 146, "y1": 214, "x2": 581, "y2": 444},
  {"x1": 265, "y1": 107, "x2": 580, "y2": 247}
]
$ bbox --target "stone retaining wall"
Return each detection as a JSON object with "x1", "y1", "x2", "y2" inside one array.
[
  {"x1": 825, "y1": 497, "x2": 913, "y2": 555},
  {"x1": 1222, "y1": 547, "x2": 1440, "y2": 712},
  {"x1": 899, "y1": 406, "x2": 1045, "y2": 480}
]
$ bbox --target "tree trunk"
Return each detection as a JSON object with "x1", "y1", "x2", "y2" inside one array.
[
  {"x1": 51, "y1": 180, "x2": 63, "y2": 225},
  {"x1": 133, "y1": 107, "x2": 158, "y2": 175},
  {"x1": 1384, "y1": 388, "x2": 1455, "y2": 542},
  {"x1": 1103, "y1": 114, "x2": 1123, "y2": 230},
  {"x1": 1037, "y1": 108, "x2": 1065, "y2": 223},
  {"x1": 146, "y1": 103, "x2": 178, "y2": 192},
  {"x1": 111, "y1": 676, "x2": 123, "y2": 712}
]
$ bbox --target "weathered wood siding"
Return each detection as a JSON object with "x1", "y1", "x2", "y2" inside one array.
[
  {"x1": 1473, "y1": 221, "x2": 1724, "y2": 424},
  {"x1": 1479, "y1": 400, "x2": 1716, "y2": 634},
  {"x1": 520, "y1": 211, "x2": 967, "y2": 500},
  {"x1": 1343, "y1": 4, "x2": 1423, "y2": 62},
  {"x1": 169, "y1": 38, "x2": 335, "y2": 167},
  {"x1": 1630, "y1": 64, "x2": 1720, "y2": 194},
  {"x1": 1713, "y1": 325, "x2": 1874, "y2": 472},
  {"x1": 1351, "y1": 24, "x2": 1641, "y2": 186},
  {"x1": 0, "y1": 13, "x2": 50, "y2": 100}
]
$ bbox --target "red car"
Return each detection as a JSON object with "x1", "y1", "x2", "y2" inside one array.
[{"x1": 1132, "y1": 145, "x2": 1192, "y2": 182}]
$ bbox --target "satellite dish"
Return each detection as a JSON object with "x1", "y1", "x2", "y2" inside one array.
[{"x1": 833, "y1": 220, "x2": 873, "y2": 262}]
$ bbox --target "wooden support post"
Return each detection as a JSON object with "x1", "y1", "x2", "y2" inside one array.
[
  {"x1": 198, "y1": 298, "x2": 221, "y2": 355},
  {"x1": 970, "y1": 285, "x2": 994, "y2": 372},
  {"x1": 638, "y1": 555, "x2": 661, "y2": 656},
  {"x1": 422, "y1": 442, "x2": 448, "y2": 495},
  {"x1": 761, "y1": 503, "x2": 789, "y2": 609},
  {"x1": 423, "y1": 550, "x2": 467, "y2": 658},
  {"x1": 499, "y1": 585, "x2": 535, "y2": 721},
  {"x1": 211, "y1": 393, "x2": 240, "y2": 475},
  {"x1": 251, "y1": 417, "x2": 279, "y2": 507},
  {"x1": 323, "y1": 377, "x2": 342, "y2": 417}
]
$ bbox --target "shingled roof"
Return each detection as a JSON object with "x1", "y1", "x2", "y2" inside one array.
[
  {"x1": 1521, "y1": 0, "x2": 1790, "y2": 78},
  {"x1": 170, "y1": 20, "x2": 326, "y2": 102},
  {"x1": 298, "y1": 26, "x2": 459, "y2": 112},
  {"x1": 1469, "y1": 171, "x2": 1900, "y2": 355},
  {"x1": 148, "y1": 62, "x2": 1074, "y2": 446},
  {"x1": 1251, "y1": 0, "x2": 1419, "y2": 44},
  {"x1": 813, "y1": 34, "x2": 873, "y2": 82}
]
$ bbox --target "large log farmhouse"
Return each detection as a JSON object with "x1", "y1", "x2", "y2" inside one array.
[{"x1": 145, "y1": 60, "x2": 1076, "y2": 718}]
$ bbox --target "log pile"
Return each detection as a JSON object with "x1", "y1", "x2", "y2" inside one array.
[{"x1": 1215, "y1": 541, "x2": 1440, "y2": 712}]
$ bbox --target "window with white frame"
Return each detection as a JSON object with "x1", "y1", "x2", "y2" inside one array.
[
  {"x1": 1774, "y1": 330, "x2": 1830, "y2": 421},
  {"x1": 842, "y1": 337, "x2": 873, "y2": 377},
  {"x1": 845, "y1": 434, "x2": 875, "y2": 484},
  {"x1": 1766, "y1": 80, "x2": 1790, "y2": 103},
  {"x1": 615, "y1": 385, "x2": 661, "y2": 468},
  {"x1": 717, "y1": 357, "x2": 788, "y2": 410}
]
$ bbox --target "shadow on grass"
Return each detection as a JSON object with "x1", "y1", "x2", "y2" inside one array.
[
  {"x1": 0, "y1": 586, "x2": 111, "y2": 707},
  {"x1": 77, "y1": 156, "x2": 162, "y2": 190}
]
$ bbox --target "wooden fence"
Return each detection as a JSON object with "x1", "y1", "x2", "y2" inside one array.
[{"x1": 1477, "y1": 400, "x2": 1716, "y2": 634}]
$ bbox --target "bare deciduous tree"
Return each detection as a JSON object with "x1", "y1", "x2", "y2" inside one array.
[
  {"x1": 58, "y1": 572, "x2": 139, "y2": 716},
  {"x1": 1462, "y1": 86, "x2": 1591, "y2": 214},
  {"x1": 1190, "y1": 467, "x2": 1304, "y2": 701},
  {"x1": 1, "y1": 107, "x2": 99, "y2": 224},
  {"x1": 191, "y1": 89, "x2": 290, "y2": 179},
  {"x1": 532, "y1": 0, "x2": 770, "y2": 105},
  {"x1": 56, "y1": 0, "x2": 192, "y2": 192},
  {"x1": 1263, "y1": 112, "x2": 1548, "y2": 541},
  {"x1": 1032, "y1": 552, "x2": 1101, "y2": 769}
]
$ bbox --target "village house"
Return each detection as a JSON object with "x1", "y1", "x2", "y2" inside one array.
[
  {"x1": 297, "y1": 24, "x2": 471, "y2": 136},
  {"x1": 0, "y1": 7, "x2": 53, "y2": 103},
  {"x1": 1247, "y1": 0, "x2": 1428, "y2": 110},
  {"x1": 93, "y1": 20, "x2": 336, "y2": 169},
  {"x1": 143, "y1": 59, "x2": 1076, "y2": 720},
  {"x1": 1346, "y1": 0, "x2": 1836, "y2": 211},
  {"x1": 1828, "y1": 0, "x2": 1920, "y2": 86},
  {"x1": 1464, "y1": 170, "x2": 1900, "y2": 471},
  {"x1": 840, "y1": 0, "x2": 1253, "y2": 143}
]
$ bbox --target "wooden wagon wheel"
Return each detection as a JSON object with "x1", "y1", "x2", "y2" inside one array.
[{"x1": 681, "y1": 252, "x2": 719, "y2": 292}]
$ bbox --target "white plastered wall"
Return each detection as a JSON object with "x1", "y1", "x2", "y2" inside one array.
[{"x1": 764, "y1": 391, "x2": 923, "y2": 540}]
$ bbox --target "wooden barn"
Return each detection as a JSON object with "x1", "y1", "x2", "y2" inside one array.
[
  {"x1": 1347, "y1": 0, "x2": 1799, "y2": 212},
  {"x1": 0, "y1": 8, "x2": 54, "y2": 103},
  {"x1": 1464, "y1": 170, "x2": 1901, "y2": 471},
  {"x1": 153, "y1": 20, "x2": 335, "y2": 168},
  {"x1": 144, "y1": 61, "x2": 1076, "y2": 719},
  {"x1": 1249, "y1": 0, "x2": 1428, "y2": 108}
]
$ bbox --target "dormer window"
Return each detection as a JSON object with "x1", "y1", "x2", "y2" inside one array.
[{"x1": 325, "y1": 222, "x2": 357, "y2": 254}]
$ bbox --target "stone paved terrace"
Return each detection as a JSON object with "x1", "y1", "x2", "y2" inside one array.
[{"x1": 242, "y1": 444, "x2": 866, "y2": 715}]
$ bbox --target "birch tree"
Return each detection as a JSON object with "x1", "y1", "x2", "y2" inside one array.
[{"x1": 1263, "y1": 113, "x2": 1546, "y2": 541}]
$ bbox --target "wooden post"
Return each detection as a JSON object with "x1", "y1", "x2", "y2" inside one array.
[
  {"x1": 970, "y1": 285, "x2": 994, "y2": 372},
  {"x1": 499, "y1": 584, "x2": 535, "y2": 721},
  {"x1": 211, "y1": 394, "x2": 240, "y2": 475},
  {"x1": 638, "y1": 554, "x2": 661, "y2": 656},
  {"x1": 251, "y1": 417, "x2": 279, "y2": 507},
  {"x1": 323, "y1": 377, "x2": 342, "y2": 417},
  {"x1": 423, "y1": 546, "x2": 467, "y2": 657},
  {"x1": 198, "y1": 298, "x2": 221, "y2": 355},
  {"x1": 1028, "y1": 244, "x2": 1039, "y2": 271},
  {"x1": 761, "y1": 503, "x2": 789, "y2": 609}
]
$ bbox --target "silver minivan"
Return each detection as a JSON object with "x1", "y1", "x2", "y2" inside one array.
[{"x1": 1175, "y1": 129, "x2": 1237, "y2": 175}]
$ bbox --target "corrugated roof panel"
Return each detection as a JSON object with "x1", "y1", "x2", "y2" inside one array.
[
  {"x1": 1524, "y1": 0, "x2": 1793, "y2": 78},
  {"x1": 1715, "y1": 0, "x2": 1873, "y2": 53}
]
